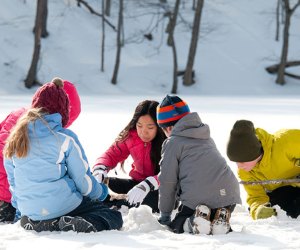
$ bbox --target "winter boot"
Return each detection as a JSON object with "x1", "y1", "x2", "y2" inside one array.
[
  {"x1": 185, "y1": 205, "x2": 211, "y2": 235},
  {"x1": 20, "y1": 216, "x2": 60, "y2": 232},
  {"x1": 211, "y1": 207, "x2": 231, "y2": 235},
  {"x1": 58, "y1": 216, "x2": 97, "y2": 233},
  {"x1": 0, "y1": 200, "x2": 16, "y2": 223}
]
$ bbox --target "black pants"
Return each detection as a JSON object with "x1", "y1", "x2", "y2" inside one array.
[
  {"x1": 267, "y1": 185, "x2": 300, "y2": 218},
  {"x1": 105, "y1": 177, "x2": 159, "y2": 213},
  {"x1": 66, "y1": 197, "x2": 123, "y2": 231}
]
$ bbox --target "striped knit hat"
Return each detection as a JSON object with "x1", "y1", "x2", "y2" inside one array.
[{"x1": 157, "y1": 95, "x2": 190, "y2": 128}]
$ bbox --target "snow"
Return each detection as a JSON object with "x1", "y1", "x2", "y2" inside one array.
[{"x1": 1, "y1": 0, "x2": 300, "y2": 249}]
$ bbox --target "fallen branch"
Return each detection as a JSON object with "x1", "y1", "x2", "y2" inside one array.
[
  {"x1": 266, "y1": 60, "x2": 300, "y2": 73},
  {"x1": 104, "y1": 178, "x2": 127, "y2": 200},
  {"x1": 240, "y1": 178, "x2": 300, "y2": 185}
]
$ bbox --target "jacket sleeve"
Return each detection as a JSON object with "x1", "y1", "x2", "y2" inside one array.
[
  {"x1": 93, "y1": 140, "x2": 130, "y2": 171},
  {"x1": 0, "y1": 108, "x2": 26, "y2": 155},
  {"x1": 158, "y1": 138, "x2": 180, "y2": 213},
  {"x1": 0, "y1": 109, "x2": 26, "y2": 200},
  {"x1": 244, "y1": 184, "x2": 270, "y2": 219},
  {"x1": 63, "y1": 131, "x2": 105, "y2": 200},
  {"x1": 3, "y1": 158, "x2": 17, "y2": 209},
  {"x1": 238, "y1": 170, "x2": 270, "y2": 219}
]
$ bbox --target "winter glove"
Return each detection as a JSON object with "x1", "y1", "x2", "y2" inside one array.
[
  {"x1": 93, "y1": 165, "x2": 108, "y2": 183},
  {"x1": 98, "y1": 183, "x2": 109, "y2": 201},
  {"x1": 127, "y1": 176, "x2": 159, "y2": 207},
  {"x1": 255, "y1": 203, "x2": 277, "y2": 220},
  {"x1": 158, "y1": 212, "x2": 171, "y2": 226}
]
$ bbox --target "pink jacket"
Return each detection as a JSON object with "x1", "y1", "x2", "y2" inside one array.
[
  {"x1": 94, "y1": 130, "x2": 157, "y2": 182},
  {"x1": 0, "y1": 108, "x2": 26, "y2": 202},
  {"x1": 0, "y1": 80, "x2": 81, "y2": 203}
]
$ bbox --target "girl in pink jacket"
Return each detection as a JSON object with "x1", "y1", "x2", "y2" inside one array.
[
  {"x1": 93, "y1": 100, "x2": 166, "y2": 212},
  {"x1": 0, "y1": 78, "x2": 81, "y2": 223}
]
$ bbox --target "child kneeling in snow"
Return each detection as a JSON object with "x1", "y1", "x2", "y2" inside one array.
[{"x1": 156, "y1": 95, "x2": 241, "y2": 235}]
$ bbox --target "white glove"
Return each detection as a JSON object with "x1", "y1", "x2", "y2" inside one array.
[
  {"x1": 127, "y1": 176, "x2": 159, "y2": 207},
  {"x1": 93, "y1": 165, "x2": 108, "y2": 183}
]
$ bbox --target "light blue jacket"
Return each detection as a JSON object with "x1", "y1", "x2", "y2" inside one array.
[{"x1": 4, "y1": 113, "x2": 107, "y2": 220}]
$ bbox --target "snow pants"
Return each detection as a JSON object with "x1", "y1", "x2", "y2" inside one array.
[{"x1": 268, "y1": 185, "x2": 300, "y2": 218}]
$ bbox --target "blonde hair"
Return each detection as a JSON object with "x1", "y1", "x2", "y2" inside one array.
[{"x1": 4, "y1": 108, "x2": 46, "y2": 159}]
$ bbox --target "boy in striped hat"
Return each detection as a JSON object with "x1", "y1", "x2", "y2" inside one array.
[{"x1": 157, "y1": 95, "x2": 241, "y2": 235}]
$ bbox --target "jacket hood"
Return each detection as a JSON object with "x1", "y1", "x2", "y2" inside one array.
[
  {"x1": 28, "y1": 113, "x2": 62, "y2": 137},
  {"x1": 171, "y1": 112, "x2": 210, "y2": 139}
]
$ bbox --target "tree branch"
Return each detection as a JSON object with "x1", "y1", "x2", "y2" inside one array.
[
  {"x1": 76, "y1": 0, "x2": 116, "y2": 31},
  {"x1": 240, "y1": 178, "x2": 300, "y2": 185}
]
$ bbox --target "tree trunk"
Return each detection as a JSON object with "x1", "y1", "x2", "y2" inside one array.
[
  {"x1": 166, "y1": 0, "x2": 180, "y2": 46},
  {"x1": 192, "y1": 0, "x2": 196, "y2": 10},
  {"x1": 171, "y1": 39, "x2": 178, "y2": 94},
  {"x1": 105, "y1": 0, "x2": 111, "y2": 16},
  {"x1": 25, "y1": 0, "x2": 45, "y2": 88},
  {"x1": 276, "y1": 0, "x2": 291, "y2": 85},
  {"x1": 111, "y1": 0, "x2": 123, "y2": 85},
  {"x1": 275, "y1": 0, "x2": 280, "y2": 41},
  {"x1": 101, "y1": 0, "x2": 105, "y2": 72},
  {"x1": 168, "y1": 0, "x2": 180, "y2": 93},
  {"x1": 33, "y1": 0, "x2": 48, "y2": 38},
  {"x1": 183, "y1": 0, "x2": 204, "y2": 86}
]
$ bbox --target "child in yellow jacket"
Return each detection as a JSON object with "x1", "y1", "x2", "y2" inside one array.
[{"x1": 227, "y1": 120, "x2": 300, "y2": 220}]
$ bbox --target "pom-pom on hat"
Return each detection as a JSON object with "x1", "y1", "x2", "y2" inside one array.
[
  {"x1": 31, "y1": 77, "x2": 69, "y2": 127},
  {"x1": 157, "y1": 95, "x2": 190, "y2": 128},
  {"x1": 227, "y1": 120, "x2": 263, "y2": 162}
]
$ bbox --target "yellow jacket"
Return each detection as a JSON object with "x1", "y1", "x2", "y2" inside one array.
[{"x1": 238, "y1": 128, "x2": 300, "y2": 219}]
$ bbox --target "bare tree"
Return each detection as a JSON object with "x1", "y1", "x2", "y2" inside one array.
[
  {"x1": 192, "y1": 0, "x2": 196, "y2": 10},
  {"x1": 276, "y1": 0, "x2": 300, "y2": 85},
  {"x1": 105, "y1": 0, "x2": 111, "y2": 16},
  {"x1": 33, "y1": 0, "x2": 48, "y2": 38},
  {"x1": 101, "y1": 0, "x2": 105, "y2": 72},
  {"x1": 183, "y1": 0, "x2": 204, "y2": 86},
  {"x1": 25, "y1": 0, "x2": 46, "y2": 88},
  {"x1": 111, "y1": 0, "x2": 124, "y2": 85},
  {"x1": 166, "y1": 0, "x2": 180, "y2": 93},
  {"x1": 275, "y1": 0, "x2": 281, "y2": 41}
]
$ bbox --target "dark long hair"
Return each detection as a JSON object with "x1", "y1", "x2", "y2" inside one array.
[{"x1": 116, "y1": 100, "x2": 166, "y2": 174}]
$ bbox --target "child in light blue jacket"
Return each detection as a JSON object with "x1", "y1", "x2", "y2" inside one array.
[{"x1": 4, "y1": 78, "x2": 123, "y2": 233}]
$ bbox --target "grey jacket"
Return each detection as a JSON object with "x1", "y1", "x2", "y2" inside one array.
[{"x1": 158, "y1": 112, "x2": 241, "y2": 213}]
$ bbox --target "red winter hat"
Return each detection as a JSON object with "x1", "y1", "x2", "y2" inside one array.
[{"x1": 31, "y1": 77, "x2": 69, "y2": 127}]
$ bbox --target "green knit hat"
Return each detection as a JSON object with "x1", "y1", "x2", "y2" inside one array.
[{"x1": 227, "y1": 120, "x2": 262, "y2": 162}]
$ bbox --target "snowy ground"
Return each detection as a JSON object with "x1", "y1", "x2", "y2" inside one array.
[
  {"x1": 1, "y1": 0, "x2": 300, "y2": 249},
  {"x1": 1, "y1": 95, "x2": 300, "y2": 250}
]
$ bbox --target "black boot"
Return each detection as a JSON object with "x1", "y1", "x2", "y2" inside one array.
[
  {"x1": 20, "y1": 216, "x2": 60, "y2": 232},
  {"x1": 0, "y1": 201, "x2": 16, "y2": 223},
  {"x1": 59, "y1": 216, "x2": 97, "y2": 233}
]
